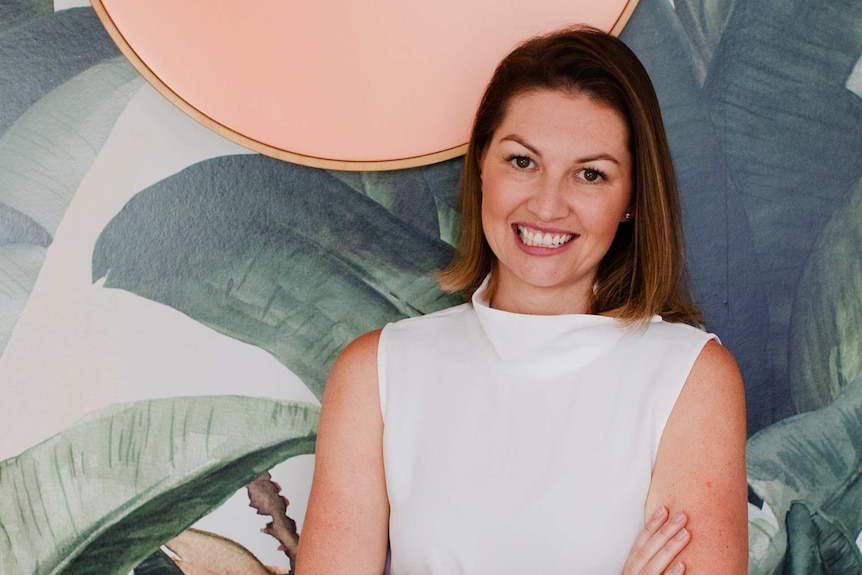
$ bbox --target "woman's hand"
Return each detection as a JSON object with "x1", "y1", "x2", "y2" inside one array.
[{"x1": 621, "y1": 507, "x2": 690, "y2": 575}]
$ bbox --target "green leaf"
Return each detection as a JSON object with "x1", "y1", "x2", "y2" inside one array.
[
  {"x1": 746, "y1": 371, "x2": 862, "y2": 572},
  {"x1": 326, "y1": 159, "x2": 462, "y2": 246},
  {"x1": 703, "y1": 0, "x2": 862, "y2": 408},
  {"x1": 788, "y1": 177, "x2": 862, "y2": 412},
  {"x1": 0, "y1": 55, "x2": 140, "y2": 359},
  {"x1": 748, "y1": 502, "x2": 783, "y2": 575},
  {"x1": 782, "y1": 501, "x2": 862, "y2": 575},
  {"x1": 0, "y1": 243, "x2": 47, "y2": 354},
  {"x1": 0, "y1": 204, "x2": 50, "y2": 246},
  {"x1": 0, "y1": 56, "x2": 143, "y2": 234},
  {"x1": 0, "y1": 8, "x2": 120, "y2": 137},
  {"x1": 417, "y1": 160, "x2": 462, "y2": 247},
  {"x1": 92, "y1": 156, "x2": 463, "y2": 400},
  {"x1": 0, "y1": 396, "x2": 319, "y2": 575},
  {"x1": 134, "y1": 549, "x2": 185, "y2": 575},
  {"x1": 673, "y1": 0, "x2": 736, "y2": 78},
  {"x1": 0, "y1": 0, "x2": 53, "y2": 35},
  {"x1": 326, "y1": 170, "x2": 439, "y2": 240}
]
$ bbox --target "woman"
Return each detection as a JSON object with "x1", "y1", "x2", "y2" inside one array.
[{"x1": 297, "y1": 26, "x2": 747, "y2": 574}]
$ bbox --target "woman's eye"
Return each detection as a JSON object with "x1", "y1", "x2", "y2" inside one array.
[
  {"x1": 507, "y1": 155, "x2": 533, "y2": 169},
  {"x1": 579, "y1": 168, "x2": 605, "y2": 182}
]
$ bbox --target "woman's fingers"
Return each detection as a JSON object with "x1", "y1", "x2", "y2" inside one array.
[
  {"x1": 622, "y1": 507, "x2": 690, "y2": 575},
  {"x1": 650, "y1": 522, "x2": 689, "y2": 575}
]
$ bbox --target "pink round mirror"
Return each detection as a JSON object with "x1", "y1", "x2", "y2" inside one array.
[{"x1": 93, "y1": 1, "x2": 638, "y2": 169}]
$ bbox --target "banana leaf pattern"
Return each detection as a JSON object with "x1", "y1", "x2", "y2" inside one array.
[{"x1": 0, "y1": 0, "x2": 860, "y2": 572}]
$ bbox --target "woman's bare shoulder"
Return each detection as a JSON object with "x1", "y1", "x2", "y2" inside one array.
[
  {"x1": 325, "y1": 329, "x2": 382, "y2": 393},
  {"x1": 322, "y1": 329, "x2": 381, "y2": 419},
  {"x1": 337, "y1": 328, "x2": 382, "y2": 364},
  {"x1": 695, "y1": 338, "x2": 742, "y2": 375}
]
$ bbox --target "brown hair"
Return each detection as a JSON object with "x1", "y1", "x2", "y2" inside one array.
[{"x1": 437, "y1": 26, "x2": 701, "y2": 325}]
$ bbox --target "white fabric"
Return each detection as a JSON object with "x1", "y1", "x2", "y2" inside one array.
[{"x1": 378, "y1": 283, "x2": 715, "y2": 574}]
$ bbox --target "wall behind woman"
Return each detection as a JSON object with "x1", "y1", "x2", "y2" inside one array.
[{"x1": 0, "y1": 0, "x2": 859, "y2": 573}]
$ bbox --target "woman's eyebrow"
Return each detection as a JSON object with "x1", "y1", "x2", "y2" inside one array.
[
  {"x1": 575, "y1": 153, "x2": 621, "y2": 165},
  {"x1": 501, "y1": 134, "x2": 622, "y2": 166},
  {"x1": 500, "y1": 134, "x2": 542, "y2": 157}
]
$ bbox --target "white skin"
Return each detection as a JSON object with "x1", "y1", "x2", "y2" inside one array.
[{"x1": 296, "y1": 88, "x2": 748, "y2": 575}]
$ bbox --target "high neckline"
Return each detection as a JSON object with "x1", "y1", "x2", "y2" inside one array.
[{"x1": 469, "y1": 277, "x2": 660, "y2": 378}]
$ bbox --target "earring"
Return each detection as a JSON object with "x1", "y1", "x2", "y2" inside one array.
[{"x1": 624, "y1": 212, "x2": 632, "y2": 221}]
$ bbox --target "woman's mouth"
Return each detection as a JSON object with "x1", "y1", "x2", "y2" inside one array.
[{"x1": 516, "y1": 224, "x2": 576, "y2": 248}]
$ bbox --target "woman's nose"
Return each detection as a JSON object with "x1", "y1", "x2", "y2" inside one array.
[{"x1": 526, "y1": 177, "x2": 568, "y2": 221}]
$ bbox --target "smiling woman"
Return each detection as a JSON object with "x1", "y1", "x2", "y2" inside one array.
[
  {"x1": 297, "y1": 26, "x2": 748, "y2": 575},
  {"x1": 439, "y1": 27, "x2": 700, "y2": 325}
]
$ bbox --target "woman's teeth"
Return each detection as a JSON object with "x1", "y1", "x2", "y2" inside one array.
[{"x1": 517, "y1": 225, "x2": 575, "y2": 248}]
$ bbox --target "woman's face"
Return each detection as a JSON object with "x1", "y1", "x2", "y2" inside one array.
[{"x1": 479, "y1": 89, "x2": 633, "y2": 314}]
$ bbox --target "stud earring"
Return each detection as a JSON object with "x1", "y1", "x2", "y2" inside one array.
[{"x1": 624, "y1": 212, "x2": 632, "y2": 221}]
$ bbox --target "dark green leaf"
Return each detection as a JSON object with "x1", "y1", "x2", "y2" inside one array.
[
  {"x1": 0, "y1": 396, "x2": 319, "y2": 575},
  {"x1": 0, "y1": 57, "x2": 142, "y2": 234},
  {"x1": 92, "y1": 156, "x2": 463, "y2": 399},
  {"x1": 673, "y1": 0, "x2": 736, "y2": 79},
  {"x1": 703, "y1": 0, "x2": 862, "y2": 405},
  {"x1": 747, "y1": 372, "x2": 862, "y2": 573},
  {"x1": 782, "y1": 500, "x2": 862, "y2": 575},
  {"x1": 0, "y1": 0, "x2": 53, "y2": 35},
  {"x1": 788, "y1": 177, "x2": 862, "y2": 411},
  {"x1": 417, "y1": 160, "x2": 463, "y2": 246},
  {"x1": 0, "y1": 8, "x2": 120, "y2": 137},
  {"x1": 327, "y1": 170, "x2": 440, "y2": 240},
  {"x1": 133, "y1": 549, "x2": 185, "y2": 575},
  {"x1": 0, "y1": 204, "x2": 50, "y2": 246},
  {"x1": 326, "y1": 159, "x2": 462, "y2": 247}
]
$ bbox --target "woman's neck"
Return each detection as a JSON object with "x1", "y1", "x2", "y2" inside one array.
[{"x1": 488, "y1": 278, "x2": 593, "y2": 316}]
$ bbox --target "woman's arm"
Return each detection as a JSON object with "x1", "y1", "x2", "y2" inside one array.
[
  {"x1": 295, "y1": 330, "x2": 389, "y2": 574},
  {"x1": 645, "y1": 340, "x2": 749, "y2": 573}
]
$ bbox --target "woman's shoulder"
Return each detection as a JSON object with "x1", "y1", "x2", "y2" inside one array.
[
  {"x1": 327, "y1": 329, "x2": 382, "y2": 390},
  {"x1": 688, "y1": 338, "x2": 742, "y2": 389},
  {"x1": 619, "y1": 317, "x2": 717, "y2": 360},
  {"x1": 667, "y1": 337, "x2": 744, "y2": 443},
  {"x1": 342, "y1": 328, "x2": 382, "y2": 354}
]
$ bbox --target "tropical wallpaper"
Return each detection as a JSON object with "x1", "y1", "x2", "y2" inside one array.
[{"x1": 0, "y1": 0, "x2": 860, "y2": 573}]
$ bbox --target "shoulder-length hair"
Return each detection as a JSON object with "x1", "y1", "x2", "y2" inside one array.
[{"x1": 437, "y1": 26, "x2": 701, "y2": 325}]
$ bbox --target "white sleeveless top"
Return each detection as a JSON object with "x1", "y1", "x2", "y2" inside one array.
[{"x1": 378, "y1": 284, "x2": 715, "y2": 574}]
